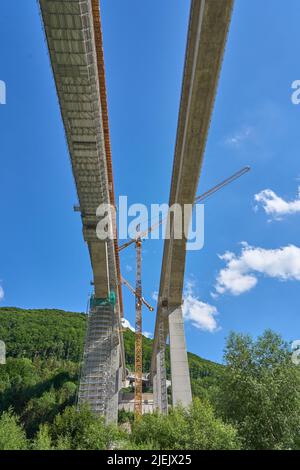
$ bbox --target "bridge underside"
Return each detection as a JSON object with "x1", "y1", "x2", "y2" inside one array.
[
  {"x1": 39, "y1": 0, "x2": 235, "y2": 420},
  {"x1": 39, "y1": 0, "x2": 125, "y2": 422},
  {"x1": 151, "y1": 0, "x2": 234, "y2": 411}
]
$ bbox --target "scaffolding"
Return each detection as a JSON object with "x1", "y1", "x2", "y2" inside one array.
[
  {"x1": 38, "y1": 0, "x2": 125, "y2": 424},
  {"x1": 156, "y1": 314, "x2": 168, "y2": 414},
  {"x1": 78, "y1": 296, "x2": 120, "y2": 423}
]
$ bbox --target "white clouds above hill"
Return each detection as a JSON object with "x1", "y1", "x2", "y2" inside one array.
[
  {"x1": 122, "y1": 318, "x2": 153, "y2": 339},
  {"x1": 122, "y1": 318, "x2": 135, "y2": 332}
]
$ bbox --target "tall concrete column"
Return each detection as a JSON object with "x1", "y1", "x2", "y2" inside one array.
[
  {"x1": 106, "y1": 342, "x2": 121, "y2": 424},
  {"x1": 169, "y1": 305, "x2": 192, "y2": 408}
]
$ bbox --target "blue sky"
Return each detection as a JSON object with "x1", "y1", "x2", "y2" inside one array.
[{"x1": 0, "y1": 0, "x2": 299, "y2": 363}]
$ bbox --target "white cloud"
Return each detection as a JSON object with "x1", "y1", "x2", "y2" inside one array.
[
  {"x1": 152, "y1": 291, "x2": 158, "y2": 302},
  {"x1": 121, "y1": 318, "x2": 153, "y2": 339},
  {"x1": 125, "y1": 264, "x2": 133, "y2": 272},
  {"x1": 0, "y1": 286, "x2": 3, "y2": 301},
  {"x1": 183, "y1": 281, "x2": 219, "y2": 333},
  {"x1": 121, "y1": 318, "x2": 135, "y2": 332},
  {"x1": 225, "y1": 126, "x2": 253, "y2": 148},
  {"x1": 255, "y1": 187, "x2": 300, "y2": 220},
  {"x1": 143, "y1": 331, "x2": 153, "y2": 339},
  {"x1": 215, "y1": 243, "x2": 300, "y2": 296}
]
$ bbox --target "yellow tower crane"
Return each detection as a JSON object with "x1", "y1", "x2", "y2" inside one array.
[{"x1": 119, "y1": 166, "x2": 251, "y2": 419}]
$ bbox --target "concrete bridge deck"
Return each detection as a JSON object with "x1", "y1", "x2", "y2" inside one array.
[
  {"x1": 151, "y1": 0, "x2": 234, "y2": 411},
  {"x1": 39, "y1": 0, "x2": 125, "y2": 422}
]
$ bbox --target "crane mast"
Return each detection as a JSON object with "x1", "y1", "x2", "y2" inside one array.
[
  {"x1": 121, "y1": 276, "x2": 154, "y2": 312},
  {"x1": 134, "y1": 227, "x2": 143, "y2": 417},
  {"x1": 119, "y1": 166, "x2": 251, "y2": 418}
]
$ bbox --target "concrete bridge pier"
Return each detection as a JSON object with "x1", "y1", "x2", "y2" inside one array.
[
  {"x1": 106, "y1": 338, "x2": 122, "y2": 424},
  {"x1": 169, "y1": 305, "x2": 192, "y2": 408},
  {"x1": 153, "y1": 306, "x2": 192, "y2": 412}
]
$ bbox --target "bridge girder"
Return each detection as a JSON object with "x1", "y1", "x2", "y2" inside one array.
[
  {"x1": 151, "y1": 0, "x2": 235, "y2": 407},
  {"x1": 39, "y1": 0, "x2": 125, "y2": 421}
]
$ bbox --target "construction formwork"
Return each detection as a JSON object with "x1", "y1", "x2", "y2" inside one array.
[{"x1": 78, "y1": 298, "x2": 121, "y2": 423}]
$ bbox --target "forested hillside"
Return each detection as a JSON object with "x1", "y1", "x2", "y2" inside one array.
[
  {"x1": 0, "y1": 308, "x2": 86, "y2": 361},
  {"x1": 0, "y1": 307, "x2": 222, "y2": 447},
  {"x1": 0, "y1": 307, "x2": 222, "y2": 401},
  {"x1": 0, "y1": 307, "x2": 299, "y2": 450}
]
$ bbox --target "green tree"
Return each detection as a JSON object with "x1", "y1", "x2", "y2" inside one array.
[
  {"x1": 219, "y1": 330, "x2": 300, "y2": 450},
  {"x1": 0, "y1": 308, "x2": 86, "y2": 361},
  {"x1": 32, "y1": 424, "x2": 52, "y2": 450},
  {"x1": 184, "y1": 399, "x2": 240, "y2": 450},
  {"x1": 0, "y1": 410, "x2": 28, "y2": 450},
  {"x1": 22, "y1": 388, "x2": 58, "y2": 436},
  {"x1": 129, "y1": 399, "x2": 240, "y2": 450},
  {"x1": 51, "y1": 405, "x2": 121, "y2": 450}
]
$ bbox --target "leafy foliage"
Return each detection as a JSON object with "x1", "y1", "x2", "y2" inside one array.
[
  {"x1": 219, "y1": 330, "x2": 300, "y2": 450},
  {"x1": 128, "y1": 399, "x2": 240, "y2": 450},
  {"x1": 0, "y1": 308, "x2": 298, "y2": 450},
  {"x1": 0, "y1": 409, "x2": 28, "y2": 450},
  {"x1": 0, "y1": 307, "x2": 86, "y2": 361},
  {"x1": 50, "y1": 405, "x2": 122, "y2": 450},
  {"x1": 0, "y1": 357, "x2": 79, "y2": 436},
  {"x1": 32, "y1": 424, "x2": 52, "y2": 450},
  {"x1": 0, "y1": 308, "x2": 222, "y2": 402}
]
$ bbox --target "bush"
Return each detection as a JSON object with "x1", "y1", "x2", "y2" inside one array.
[
  {"x1": 51, "y1": 405, "x2": 122, "y2": 450},
  {"x1": 219, "y1": 330, "x2": 300, "y2": 450},
  {"x1": 0, "y1": 409, "x2": 28, "y2": 450},
  {"x1": 129, "y1": 399, "x2": 240, "y2": 450},
  {"x1": 32, "y1": 424, "x2": 52, "y2": 450}
]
